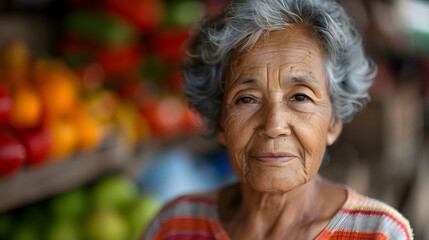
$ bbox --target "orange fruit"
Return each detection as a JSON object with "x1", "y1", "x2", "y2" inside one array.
[
  {"x1": 72, "y1": 105, "x2": 101, "y2": 152},
  {"x1": 48, "y1": 117, "x2": 78, "y2": 160},
  {"x1": 37, "y1": 63, "x2": 77, "y2": 120},
  {"x1": 8, "y1": 85, "x2": 43, "y2": 130}
]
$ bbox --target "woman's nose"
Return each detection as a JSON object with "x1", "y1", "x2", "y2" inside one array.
[{"x1": 257, "y1": 101, "x2": 292, "y2": 138}]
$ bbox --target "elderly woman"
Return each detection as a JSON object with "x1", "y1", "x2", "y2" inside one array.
[{"x1": 144, "y1": 0, "x2": 413, "y2": 239}]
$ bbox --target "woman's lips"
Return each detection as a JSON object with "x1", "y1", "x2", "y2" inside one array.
[{"x1": 252, "y1": 153, "x2": 297, "y2": 164}]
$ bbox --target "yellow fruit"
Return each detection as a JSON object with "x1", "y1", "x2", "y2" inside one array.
[
  {"x1": 72, "y1": 105, "x2": 101, "y2": 152},
  {"x1": 138, "y1": 114, "x2": 151, "y2": 142},
  {"x1": 115, "y1": 102, "x2": 140, "y2": 148},
  {"x1": 48, "y1": 117, "x2": 78, "y2": 160},
  {"x1": 85, "y1": 90, "x2": 118, "y2": 125}
]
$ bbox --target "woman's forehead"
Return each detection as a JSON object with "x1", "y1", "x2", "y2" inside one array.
[
  {"x1": 230, "y1": 25, "x2": 324, "y2": 62},
  {"x1": 226, "y1": 26, "x2": 327, "y2": 88}
]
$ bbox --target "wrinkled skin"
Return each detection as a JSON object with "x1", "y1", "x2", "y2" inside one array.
[{"x1": 217, "y1": 26, "x2": 346, "y2": 240}]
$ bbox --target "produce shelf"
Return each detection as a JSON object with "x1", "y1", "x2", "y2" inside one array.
[
  {"x1": 0, "y1": 143, "x2": 132, "y2": 213},
  {"x1": 0, "y1": 134, "x2": 220, "y2": 213}
]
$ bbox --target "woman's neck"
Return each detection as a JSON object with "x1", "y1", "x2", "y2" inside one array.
[{"x1": 219, "y1": 174, "x2": 347, "y2": 240}]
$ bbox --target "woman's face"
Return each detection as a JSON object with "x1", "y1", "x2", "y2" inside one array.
[{"x1": 217, "y1": 26, "x2": 342, "y2": 193}]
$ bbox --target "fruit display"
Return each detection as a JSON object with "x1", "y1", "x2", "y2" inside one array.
[
  {"x1": 0, "y1": 0, "x2": 221, "y2": 179},
  {"x1": 0, "y1": 0, "x2": 231, "y2": 239},
  {"x1": 0, "y1": 40, "x2": 115, "y2": 175},
  {"x1": 0, "y1": 175, "x2": 161, "y2": 240},
  {"x1": 58, "y1": 0, "x2": 206, "y2": 140}
]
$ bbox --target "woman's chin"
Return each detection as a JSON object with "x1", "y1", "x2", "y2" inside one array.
[
  {"x1": 244, "y1": 175, "x2": 308, "y2": 194},
  {"x1": 240, "y1": 163, "x2": 311, "y2": 193}
]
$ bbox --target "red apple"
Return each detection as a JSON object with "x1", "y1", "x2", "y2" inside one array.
[
  {"x1": 0, "y1": 84, "x2": 12, "y2": 125},
  {"x1": 0, "y1": 131, "x2": 26, "y2": 177},
  {"x1": 138, "y1": 96, "x2": 185, "y2": 137},
  {"x1": 21, "y1": 128, "x2": 53, "y2": 167}
]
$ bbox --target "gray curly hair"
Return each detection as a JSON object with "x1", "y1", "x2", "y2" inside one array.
[{"x1": 183, "y1": 0, "x2": 376, "y2": 133}]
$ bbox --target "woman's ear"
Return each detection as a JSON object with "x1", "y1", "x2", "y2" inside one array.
[
  {"x1": 216, "y1": 122, "x2": 226, "y2": 146},
  {"x1": 326, "y1": 117, "x2": 342, "y2": 146}
]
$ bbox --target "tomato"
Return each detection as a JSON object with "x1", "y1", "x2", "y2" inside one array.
[{"x1": 0, "y1": 131, "x2": 26, "y2": 177}]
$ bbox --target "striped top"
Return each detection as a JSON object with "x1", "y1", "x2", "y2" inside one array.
[{"x1": 143, "y1": 188, "x2": 413, "y2": 240}]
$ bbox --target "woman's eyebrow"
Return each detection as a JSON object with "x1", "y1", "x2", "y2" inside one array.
[
  {"x1": 229, "y1": 78, "x2": 261, "y2": 88},
  {"x1": 284, "y1": 76, "x2": 322, "y2": 88},
  {"x1": 241, "y1": 79, "x2": 258, "y2": 85}
]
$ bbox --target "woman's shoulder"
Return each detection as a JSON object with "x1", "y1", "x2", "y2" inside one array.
[
  {"x1": 320, "y1": 188, "x2": 413, "y2": 240},
  {"x1": 142, "y1": 190, "x2": 224, "y2": 240}
]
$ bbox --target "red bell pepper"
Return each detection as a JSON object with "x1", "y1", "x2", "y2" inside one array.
[
  {"x1": 150, "y1": 29, "x2": 190, "y2": 63},
  {"x1": 96, "y1": 45, "x2": 143, "y2": 76},
  {"x1": 104, "y1": 0, "x2": 165, "y2": 35}
]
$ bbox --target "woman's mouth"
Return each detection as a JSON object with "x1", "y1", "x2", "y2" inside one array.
[{"x1": 252, "y1": 153, "x2": 297, "y2": 164}]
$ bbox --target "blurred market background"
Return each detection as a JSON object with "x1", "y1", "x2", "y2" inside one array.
[{"x1": 0, "y1": 0, "x2": 427, "y2": 239}]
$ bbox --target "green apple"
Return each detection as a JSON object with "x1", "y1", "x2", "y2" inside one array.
[
  {"x1": 166, "y1": 0, "x2": 204, "y2": 27},
  {"x1": 125, "y1": 195, "x2": 161, "y2": 240},
  {"x1": 85, "y1": 207, "x2": 129, "y2": 240},
  {"x1": 46, "y1": 220, "x2": 81, "y2": 240},
  {"x1": 91, "y1": 175, "x2": 138, "y2": 210},
  {"x1": 49, "y1": 188, "x2": 87, "y2": 220},
  {"x1": 0, "y1": 213, "x2": 13, "y2": 238},
  {"x1": 10, "y1": 222, "x2": 39, "y2": 240}
]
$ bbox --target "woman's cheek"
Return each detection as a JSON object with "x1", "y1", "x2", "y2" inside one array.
[
  {"x1": 223, "y1": 106, "x2": 258, "y2": 145},
  {"x1": 222, "y1": 107, "x2": 258, "y2": 179},
  {"x1": 296, "y1": 113, "x2": 330, "y2": 174},
  {"x1": 224, "y1": 114, "x2": 250, "y2": 148}
]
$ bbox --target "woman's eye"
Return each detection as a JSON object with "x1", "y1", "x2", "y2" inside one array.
[
  {"x1": 292, "y1": 94, "x2": 309, "y2": 102},
  {"x1": 236, "y1": 96, "x2": 257, "y2": 104}
]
